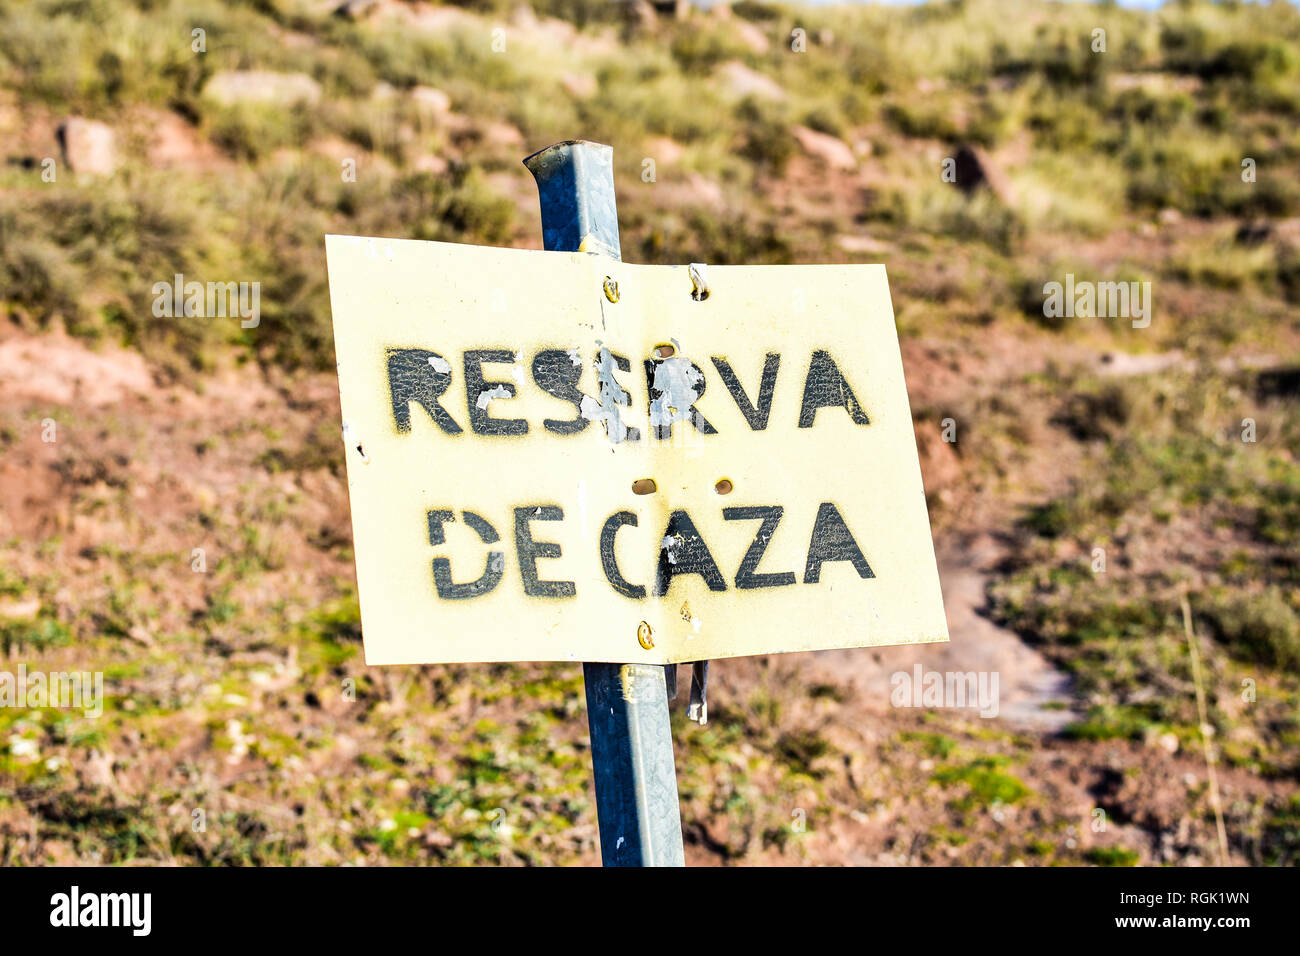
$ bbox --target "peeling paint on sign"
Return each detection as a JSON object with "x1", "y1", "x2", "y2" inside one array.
[
  {"x1": 580, "y1": 345, "x2": 639, "y2": 445},
  {"x1": 476, "y1": 385, "x2": 512, "y2": 410},
  {"x1": 648, "y1": 358, "x2": 703, "y2": 429}
]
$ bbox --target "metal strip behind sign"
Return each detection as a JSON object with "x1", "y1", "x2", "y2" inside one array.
[{"x1": 325, "y1": 234, "x2": 948, "y2": 665}]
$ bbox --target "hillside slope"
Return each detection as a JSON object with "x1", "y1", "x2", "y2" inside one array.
[{"x1": 1, "y1": 0, "x2": 1298, "y2": 865}]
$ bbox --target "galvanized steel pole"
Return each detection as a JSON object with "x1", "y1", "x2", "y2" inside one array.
[{"x1": 524, "y1": 140, "x2": 686, "y2": 867}]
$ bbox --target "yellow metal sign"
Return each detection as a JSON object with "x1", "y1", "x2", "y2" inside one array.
[{"x1": 325, "y1": 235, "x2": 947, "y2": 665}]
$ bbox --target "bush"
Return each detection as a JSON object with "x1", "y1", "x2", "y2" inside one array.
[
  {"x1": 1085, "y1": 846, "x2": 1140, "y2": 867},
  {"x1": 206, "y1": 103, "x2": 318, "y2": 161},
  {"x1": 735, "y1": 97, "x2": 795, "y2": 173},
  {"x1": 1279, "y1": 245, "x2": 1300, "y2": 304},
  {"x1": 1202, "y1": 588, "x2": 1300, "y2": 669},
  {"x1": 1051, "y1": 382, "x2": 1136, "y2": 442}
]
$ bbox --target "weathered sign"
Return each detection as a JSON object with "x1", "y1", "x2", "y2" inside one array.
[{"x1": 325, "y1": 235, "x2": 947, "y2": 665}]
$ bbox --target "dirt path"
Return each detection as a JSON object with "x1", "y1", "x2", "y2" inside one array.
[{"x1": 805, "y1": 534, "x2": 1075, "y2": 731}]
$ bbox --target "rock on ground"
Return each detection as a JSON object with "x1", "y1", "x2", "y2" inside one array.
[
  {"x1": 716, "y1": 60, "x2": 787, "y2": 101},
  {"x1": 792, "y1": 125, "x2": 856, "y2": 171},
  {"x1": 57, "y1": 117, "x2": 117, "y2": 175},
  {"x1": 410, "y1": 86, "x2": 452, "y2": 116},
  {"x1": 203, "y1": 71, "x2": 322, "y2": 107}
]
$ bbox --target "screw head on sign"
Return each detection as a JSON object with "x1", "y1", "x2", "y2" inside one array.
[
  {"x1": 637, "y1": 621, "x2": 654, "y2": 649},
  {"x1": 603, "y1": 277, "x2": 620, "y2": 303}
]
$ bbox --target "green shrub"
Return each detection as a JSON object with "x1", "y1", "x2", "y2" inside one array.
[
  {"x1": 0, "y1": 616, "x2": 73, "y2": 654},
  {"x1": 1279, "y1": 245, "x2": 1300, "y2": 304},
  {"x1": 735, "y1": 97, "x2": 795, "y2": 173},
  {"x1": 669, "y1": 23, "x2": 756, "y2": 75},
  {"x1": 933, "y1": 757, "x2": 1031, "y2": 808},
  {"x1": 1085, "y1": 846, "x2": 1140, "y2": 866},
  {"x1": 1202, "y1": 587, "x2": 1300, "y2": 669},
  {"x1": 206, "y1": 103, "x2": 318, "y2": 161}
]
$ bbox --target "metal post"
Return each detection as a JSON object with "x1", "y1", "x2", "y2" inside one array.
[{"x1": 524, "y1": 140, "x2": 686, "y2": 867}]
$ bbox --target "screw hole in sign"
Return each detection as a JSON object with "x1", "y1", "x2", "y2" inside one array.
[
  {"x1": 714, "y1": 478, "x2": 733, "y2": 495},
  {"x1": 631, "y1": 478, "x2": 658, "y2": 495},
  {"x1": 653, "y1": 343, "x2": 675, "y2": 359}
]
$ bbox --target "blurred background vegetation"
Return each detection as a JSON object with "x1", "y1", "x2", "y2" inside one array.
[
  {"x1": 0, "y1": 0, "x2": 1298, "y2": 866},
  {"x1": 2, "y1": 0, "x2": 1297, "y2": 373}
]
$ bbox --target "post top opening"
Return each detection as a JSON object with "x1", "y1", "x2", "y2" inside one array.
[{"x1": 523, "y1": 140, "x2": 613, "y2": 173}]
